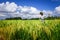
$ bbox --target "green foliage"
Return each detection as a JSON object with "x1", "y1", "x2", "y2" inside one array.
[
  {"x1": 5, "y1": 17, "x2": 22, "y2": 20},
  {"x1": 45, "y1": 16, "x2": 60, "y2": 20}
]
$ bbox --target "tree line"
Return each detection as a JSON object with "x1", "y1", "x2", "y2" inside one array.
[{"x1": 5, "y1": 16, "x2": 60, "y2": 20}]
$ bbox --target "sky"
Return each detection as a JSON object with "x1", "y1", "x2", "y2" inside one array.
[{"x1": 0, "y1": 0, "x2": 60, "y2": 19}]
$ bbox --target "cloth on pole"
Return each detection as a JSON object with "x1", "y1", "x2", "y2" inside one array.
[{"x1": 40, "y1": 15, "x2": 45, "y2": 23}]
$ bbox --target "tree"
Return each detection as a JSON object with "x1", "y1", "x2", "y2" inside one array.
[{"x1": 5, "y1": 17, "x2": 22, "y2": 20}]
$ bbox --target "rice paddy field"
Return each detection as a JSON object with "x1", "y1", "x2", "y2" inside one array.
[{"x1": 0, "y1": 19, "x2": 60, "y2": 40}]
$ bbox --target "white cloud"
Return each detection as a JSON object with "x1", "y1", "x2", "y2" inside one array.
[
  {"x1": 0, "y1": 13, "x2": 6, "y2": 16},
  {"x1": 0, "y1": 1, "x2": 59, "y2": 19},
  {"x1": 6, "y1": 2, "x2": 17, "y2": 12},
  {"x1": 42, "y1": 10, "x2": 52, "y2": 14},
  {"x1": 42, "y1": 10, "x2": 53, "y2": 17},
  {"x1": 14, "y1": 6, "x2": 41, "y2": 19},
  {"x1": 55, "y1": 6, "x2": 60, "y2": 14},
  {"x1": 18, "y1": 6, "x2": 40, "y2": 14},
  {"x1": 0, "y1": 1, "x2": 17, "y2": 12}
]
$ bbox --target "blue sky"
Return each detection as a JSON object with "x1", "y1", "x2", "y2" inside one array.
[
  {"x1": 0, "y1": 0, "x2": 60, "y2": 19},
  {"x1": 0, "y1": 0, "x2": 60, "y2": 10}
]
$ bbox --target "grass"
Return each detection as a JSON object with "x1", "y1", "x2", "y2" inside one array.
[{"x1": 0, "y1": 19, "x2": 60, "y2": 40}]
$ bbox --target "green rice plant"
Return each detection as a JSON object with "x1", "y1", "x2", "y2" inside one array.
[
  {"x1": 10, "y1": 28, "x2": 33, "y2": 40},
  {"x1": 0, "y1": 19, "x2": 60, "y2": 40}
]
